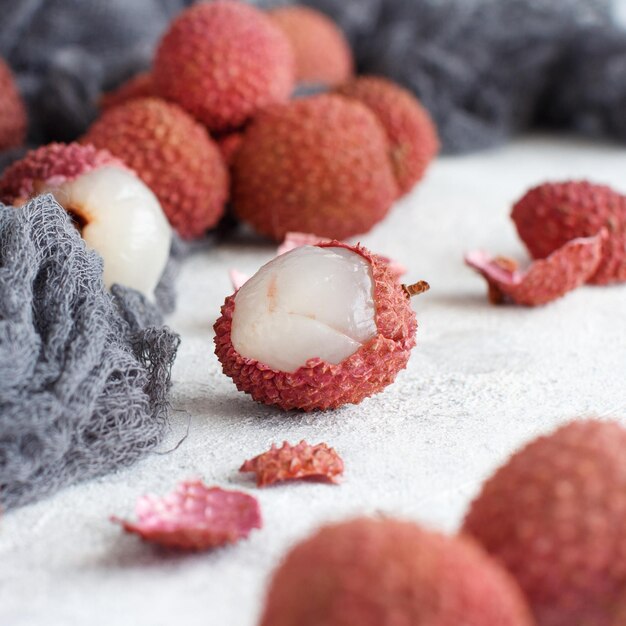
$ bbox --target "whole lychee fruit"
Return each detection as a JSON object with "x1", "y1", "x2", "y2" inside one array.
[
  {"x1": 0, "y1": 57, "x2": 27, "y2": 151},
  {"x1": 232, "y1": 94, "x2": 398, "y2": 241},
  {"x1": 463, "y1": 419, "x2": 626, "y2": 626},
  {"x1": 100, "y1": 72, "x2": 156, "y2": 110},
  {"x1": 214, "y1": 241, "x2": 428, "y2": 411},
  {"x1": 154, "y1": 1, "x2": 295, "y2": 132},
  {"x1": 259, "y1": 517, "x2": 534, "y2": 626},
  {"x1": 269, "y1": 5, "x2": 353, "y2": 87},
  {"x1": 83, "y1": 98, "x2": 228, "y2": 239},
  {"x1": 511, "y1": 181, "x2": 626, "y2": 285},
  {"x1": 0, "y1": 142, "x2": 171, "y2": 299},
  {"x1": 335, "y1": 76, "x2": 439, "y2": 197}
]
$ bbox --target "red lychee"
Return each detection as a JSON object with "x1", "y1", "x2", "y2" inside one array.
[
  {"x1": 232, "y1": 94, "x2": 398, "y2": 241},
  {"x1": 0, "y1": 57, "x2": 27, "y2": 151},
  {"x1": 0, "y1": 142, "x2": 171, "y2": 298},
  {"x1": 214, "y1": 241, "x2": 427, "y2": 411},
  {"x1": 463, "y1": 419, "x2": 626, "y2": 626},
  {"x1": 511, "y1": 180, "x2": 626, "y2": 285},
  {"x1": 269, "y1": 5, "x2": 353, "y2": 87},
  {"x1": 336, "y1": 76, "x2": 439, "y2": 197},
  {"x1": 259, "y1": 517, "x2": 534, "y2": 626},
  {"x1": 154, "y1": 1, "x2": 295, "y2": 132},
  {"x1": 83, "y1": 97, "x2": 228, "y2": 239}
]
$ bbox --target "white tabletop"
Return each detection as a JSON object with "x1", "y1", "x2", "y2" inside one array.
[{"x1": 2, "y1": 134, "x2": 626, "y2": 626}]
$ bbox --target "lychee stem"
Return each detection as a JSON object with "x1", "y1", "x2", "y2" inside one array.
[{"x1": 402, "y1": 280, "x2": 430, "y2": 298}]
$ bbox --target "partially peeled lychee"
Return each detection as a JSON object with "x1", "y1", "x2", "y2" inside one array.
[
  {"x1": 0, "y1": 143, "x2": 171, "y2": 299},
  {"x1": 214, "y1": 242, "x2": 428, "y2": 411},
  {"x1": 466, "y1": 232, "x2": 604, "y2": 306}
]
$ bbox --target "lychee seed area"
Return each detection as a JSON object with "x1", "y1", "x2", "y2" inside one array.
[{"x1": 231, "y1": 246, "x2": 377, "y2": 373}]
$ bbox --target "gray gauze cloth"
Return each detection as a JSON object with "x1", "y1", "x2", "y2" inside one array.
[{"x1": 0, "y1": 194, "x2": 181, "y2": 510}]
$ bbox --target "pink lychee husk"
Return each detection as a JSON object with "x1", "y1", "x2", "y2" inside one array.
[
  {"x1": 240, "y1": 441, "x2": 344, "y2": 487},
  {"x1": 214, "y1": 241, "x2": 427, "y2": 411},
  {"x1": 0, "y1": 142, "x2": 128, "y2": 206},
  {"x1": 511, "y1": 180, "x2": 626, "y2": 285},
  {"x1": 465, "y1": 232, "x2": 605, "y2": 306},
  {"x1": 0, "y1": 57, "x2": 27, "y2": 151},
  {"x1": 112, "y1": 481, "x2": 262, "y2": 551}
]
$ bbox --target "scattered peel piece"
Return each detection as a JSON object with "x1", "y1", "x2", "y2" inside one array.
[
  {"x1": 112, "y1": 481, "x2": 262, "y2": 550},
  {"x1": 465, "y1": 232, "x2": 604, "y2": 306},
  {"x1": 240, "y1": 441, "x2": 344, "y2": 487},
  {"x1": 230, "y1": 232, "x2": 406, "y2": 290}
]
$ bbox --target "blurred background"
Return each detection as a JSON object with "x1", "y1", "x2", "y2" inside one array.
[{"x1": 2, "y1": 0, "x2": 626, "y2": 160}]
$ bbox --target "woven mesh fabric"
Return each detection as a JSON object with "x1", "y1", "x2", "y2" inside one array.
[{"x1": 0, "y1": 194, "x2": 180, "y2": 510}]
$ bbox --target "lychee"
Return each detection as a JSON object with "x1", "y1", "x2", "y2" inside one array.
[
  {"x1": 465, "y1": 232, "x2": 604, "y2": 306},
  {"x1": 153, "y1": 1, "x2": 295, "y2": 132},
  {"x1": 511, "y1": 180, "x2": 626, "y2": 285},
  {"x1": 269, "y1": 5, "x2": 353, "y2": 87},
  {"x1": 83, "y1": 97, "x2": 228, "y2": 239},
  {"x1": 232, "y1": 94, "x2": 398, "y2": 241},
  {"x1": 336, "y1": 76, "x2": 439, "y2": 196},
  {"x1": 100, "y1": 72, "x2": 156, "y2": 110},
  {"x1": 216, "y1": 132, "x2": 244, "y2": 169},
  {"x1": 0, "y1": 57, "x2": 27, "y2": 151},
  {"x1": 0, "y1": 142, "x2": 171, "y2": 299},
  {"x1": 463, "y1": 419, "x2": 626, "y2": 626},
  {"x1": 214, "y1": 241, "x2": 427, "y2": 411},
  {"x1": 259, "y1": 517, "x2": 534, "y2": 626}
]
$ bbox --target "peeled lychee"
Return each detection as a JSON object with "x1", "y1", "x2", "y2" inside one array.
[
  {"x1": 0, "y1": 57, "x2": 27, "y2": 151},
  {"x1": 269, "y1": 5, "x2": 353, "y2": 87},
  {"x1": 511, "y1": 180, "x2": 626, "y2": 285},
  {"x1": 465, "y1": 232, "x2": 604, "y2": 306},
  {"x1": 232, "y1": 94, "x2": 398, "y2": 241},
  {"x1": 336, "y1": 76, "x2": 439, "y2": 196},
  {"x1": 0, "y1": 142, "x2": 171, "y2": 299},
  {"x1": 154, "y1": 1, "x2": 295, "y2": 132},
  {"x1": 100, "y1": 72, "x2": 156, "y2": 110},
  {"x1": 463, "y1": 419, "x2": 626, "y2": 626},
  {"x1": 259, "y1": 517, "x2": 534, "y2": 626},
  {"x1": 83, "y1": 98, "x2": 228, "y2": 239},
  {"x1": 214, "y1": 241, "x2": 427, "y2": 411}
]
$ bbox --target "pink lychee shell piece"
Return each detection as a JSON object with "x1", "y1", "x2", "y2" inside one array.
[
  {"x1": 465, "y1": 232, "x2": 605, "y2": 307},
  {"x1": 112, "y1": 480, "x2": 262, "y2": 550},
  {"x1": 240, "y1": 441, "x2": 344, "y2": 487},
  {"x1": 0, "y1": 142, "x2": 129, "y2": 205}
]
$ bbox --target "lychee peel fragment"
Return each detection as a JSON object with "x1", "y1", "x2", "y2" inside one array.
[
  {"x1": 240, "y1": 441, "x2": 344, "y2": 487},
  {"x1": 0, "y1": 142, "x2": 127, "y2": 205},
  {"x1": 214, "y1": 241, "x2": 420, "y2": 411},
  {"x1": 112, "y1": 481, "x2": 262, "y2": 551},
  {"x1": 465, "y1": 232, "x2": 604, "y2": 306}
]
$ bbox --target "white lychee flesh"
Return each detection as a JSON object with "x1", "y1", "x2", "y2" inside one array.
[
  {"x1": 38, "y1": 166, "x2": 171, "y2": 299},
  {"x1": 231, "y1": 246, "x2": 377, "y2": 373}
]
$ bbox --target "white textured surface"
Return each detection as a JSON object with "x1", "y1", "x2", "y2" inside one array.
[{"x1": 2, "y1": 136, "x2": 626, "y2": 626}]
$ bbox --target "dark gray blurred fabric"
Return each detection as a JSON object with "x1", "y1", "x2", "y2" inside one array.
[
  {"x1": 0, "y1": 0, "x2": 623, "y2": 155},
  {"x1": 0, "y1": 195, "x2": 180, "y2": 509}
]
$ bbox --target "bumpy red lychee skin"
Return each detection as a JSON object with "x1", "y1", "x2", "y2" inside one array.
[
  {"x1": 465, "y1": 232, "x2": 604, "y2": 306},
  {"x1": 232, "y1": 95, "x2": 398, "y2": 241},
  {"x1": 0, "y1": 142, "x2": 127, "y2": 206},
  {"x1": 463, "y1": 419, "x2": 626, "y2": 626},
  {"x1": 511, "y1": 181, "x2": 626, "y2": 285},
  {"x1": 214, "y1": 242, "x2": 417, "y2": 411},
  {"x1": 100, "y1": 72, "x2": 156, "y2": 110},
  {"x1": 336, "y1": 76, "x2": 439, "y2": 197},
  {"x1": 83, "y1": 98, "x2": 229, "y2": 239},
  {"x1": 269, "y1": 6, "x2": 353, "y2": 87},
  {"x1": 259, "y1": 517, "x2": 534, "y2": 626},
  {"x1": 0, "y1": 58, "x2": 27, "y2": 151},
  {"x1": 216, "y1": 132, "x2": 244, "y2": 168},
  {"x1": 153, "y1": 1, "x2": 295, "y2": 132}
]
